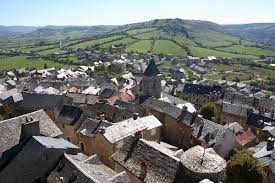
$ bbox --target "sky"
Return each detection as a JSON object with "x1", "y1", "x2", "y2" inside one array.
[{"x1": 0, "y1": 0, "x2": 275, "y2": 26}]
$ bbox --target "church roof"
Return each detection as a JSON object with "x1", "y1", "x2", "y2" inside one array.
[{"x1": 143, "y1": 60, "x2": 160, "y2": 77}]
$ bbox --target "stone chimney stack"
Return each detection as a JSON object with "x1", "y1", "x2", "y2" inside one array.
[
  {"x1": 133, "y1": 113, "x2": 139, "y2": 120},
  {"x1": 98, "y1": 127, "x2": 106, "y2": 134},
  {"x1": 267, "y1": 137, "x2": 275, "y2": 151},
  {"x1": 139, "y1": 160, "x2": 148, "y2": 180}
]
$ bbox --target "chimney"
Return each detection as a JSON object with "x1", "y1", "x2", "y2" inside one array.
[
  {"x1": 98, "y1": 127, "x2": 106, "y2": 134},
  {"x1": 133, "y1": 113, "x2": 139, "y2": 120},
  {"x1": 271, "y1": 110, "x2": 275, "y2": 119},
  {"x1": 267, "y1": 137, "x2": 275, "y2": 151},
  {"x1": 21, "y1": 118, "x2": 40, "y2": 140},
  {"x1": 134, "y1": 130, "x2": 142, "y2": 139},
  {"x1": 182, "y1": 105, "x2": 188, "y2": 112},
  {"x1": 100, "y1": 114, "x2": 105, "y2": 121},
  {"x1": 139, "y1": 160, "x2": 148, "y2": 180}
]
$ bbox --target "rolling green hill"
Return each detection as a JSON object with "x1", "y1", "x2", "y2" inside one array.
[
  {"x1": 1, "y1": 19, "x2": 275, "y2": 60},
  {"x1": 60, "y1": 19, "x2": 275, "y2": 59}
]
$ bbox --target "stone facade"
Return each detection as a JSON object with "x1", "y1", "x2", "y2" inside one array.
[{"x1": 141, "y1": 75, "x2": 161, "y2": 98}]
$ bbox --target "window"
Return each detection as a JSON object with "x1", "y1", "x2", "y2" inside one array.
[
  {"x1": 80, "y1": 142, "x2": 85, "y2": 151},
  {"x1": 123, "y1": 115, "x2": 127, "y2": 120}
]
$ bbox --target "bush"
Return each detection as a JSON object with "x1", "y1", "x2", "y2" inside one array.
[
  {"x1": 225, "y1": 150, "x2": 265, "y2": 183},
  {"x1": 108, "y1": 63, "x2": 123, "y2": 74}
]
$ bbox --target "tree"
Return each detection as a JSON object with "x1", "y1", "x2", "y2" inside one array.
[
  {"x1": 222, "y1": 75, "x2": 227, "y2": 80},
  {"x1": 226, "y1": 150, "x2": 265, "y2": 183},
  {"x1": 259, "y1": 55, "x2": 266, "y2": 59},
  {"x1": 44, "y1": 63, "x2": 48, "y2": 69},
  {"x1": 200, "y1": 102, "x2": 217, "y2": 120},
  {"x1": 108, "y1": 63, "x2": 123, "y2": 74}
]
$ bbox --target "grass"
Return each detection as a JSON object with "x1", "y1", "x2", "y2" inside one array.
[
  {"x1": 173, "y1": 36, "x2": 197, "y2": 46},
  {"x1": 67, "y1": 35, "x2": 126, "y2": 49},
  {"x1": 188, "y1": 46, "x2": 258, "y2": 59},
  {"x1": 152, "y1": 40, "x2": 187, "y2": 56},
  {"x1": 125, "y1": 40, "x2": 153, "y2": 53},
  {"x1": 99, "y1": 38, "x2": 136, "y2": 48},
  {"x1": 207, "y1": 63, "x2": 275, "y2": 82},
  {"x1": 126, "y1": 28, "x2": 158, "y2": 35},
  {"x1": 216, "y1": 45, "x2": 275, "y2": 57},
  {"x1": 0, "y1": 56, "x2": 62, "y2": 71},
  {"x1": 133, "y1": 30, "x2": 169, "y2": 40},
  {"x1": 161, "y1": 60, "x2": 172, "y2": 67},
  {"x1": 36, "y1": 47, "x2": 61, "y2": 55}
]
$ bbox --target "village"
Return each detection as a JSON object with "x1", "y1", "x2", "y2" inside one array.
[{"x1": 0, "y1": 50, "x2": 274, "y2": 183}]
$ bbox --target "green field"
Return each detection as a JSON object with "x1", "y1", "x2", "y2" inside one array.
[
  {"x1": 67, "y1": 35, "x2": 126, "y2": 49},
  {"x1": 188, "y1": 46, "x2": 258, "y2": 59},
  {"x1": 125, "y1": 40, "x2": 153, "y2": 53},
  {"x1": 126, "y1": 28, "x2": 158, "y2": 35},
  {"x1": 152, "y1": 40, "x2": 187, "y2": 56},
  {"x1": 216, "y1": 45, "x2": 275, "y2": 57},
  {"x1": 0, "y1": 56, "x2": 62, "y2": 71},
  {"x1": 36, "y1": 47, "x2": 61, "y2": 55},
  {"x1": 99, "y1": 38, "x2": 136, "y2": 49},
  {"x1": 132, "y1": 30, "x2": 169, "y2": 40}
]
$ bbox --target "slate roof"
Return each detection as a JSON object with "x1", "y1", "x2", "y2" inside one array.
[
  {"x1": 250, "y1": 141, "x2": 275, "y2": 173},
  {"x1": 111, "y1": 137, "x2": 181, "y2": 183},
  {"x1": 182, "y1": 83, "x2": 222, "y2": 95},
  {"x1": 103, "y1": 115, "x2": 162, "y2": 144},
  {"x1": 0, "y1": 88, "x2": 20, "y2": 101},
  {"x1": 14, "y1": 92, "x2": 65, "y2": 110},
  {"x1": 53, "y1": 153, "x2": 130, "y2": 183},
  {"x1": 141, "y1": 97, "x2": 203, "y2": 127},
  {"x1": 192, "y1": 119, "x2": 227, "y2": 146},
  {"x1": 222, "y1": 91, "x2": 255, "y2": 106},
  {"x1": 34, "y1": 136, "x2": 78, "y2": 149},
  {"x1": 66, "y1": 93, "x2": 98, "y2": 105},
  {"x1": 258, "y1": 98, "x2": 275, "y2": 110},
  {"x1": 76, "y1": 118, "x2": 113, "y2": 138},
  {"x1": 161, "y1": 92, "x2": 187, "y2": 105},
  {"x1": 247, "y1": 112, "x2": 275, "y2": 128},
  {"x1": 224, "y1": 122, "x2": 244, "y2": 134},
  {"x1": 221, "y1": 102, "x2": 250, "y2": 117},
  {"x1": 143, "y1": 60, "x2": 160, "y2": 77},
  {"x1": 181, "y1": 145, "x2": 226, "y2": 174},
  {"x1": 0, "y1": 110, "x2": 62, "y2": 157},
  {"x1": 56, "y1": 105, "x2": 83, "y2": 126}
]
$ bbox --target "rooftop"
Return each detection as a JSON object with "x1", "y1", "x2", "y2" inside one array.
[
  {"x1": 181, "y1": 145, "x2": 226, "y2": 174},
  {"x1": 103, "y1": 115, "x2": 162, "y2": 144}
]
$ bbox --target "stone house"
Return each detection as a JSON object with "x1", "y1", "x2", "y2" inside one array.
[
  {"x1": 66, "y1": 92, "x2": 99, "y2": 108},
  {"x1": 94, "y1": 102, "x2": 145, "y2": 123},
  {"x1": 192, "y1": 119, "x2": 236, "y2": 158},
  {"x1": 75, "y1": 115, "x2": 162, "y2": 169},
  {"x1": 180, "y1": 145, "x2": 226, "y2": 183},
  {"x1": 0, "y1": 110, "x2": 63, "y2": 170},
  {"x1": 215, "y1": 101, "x2": 251, "y2": 126},
  {"x1": 142, "y1": 97, "x2": 236, "y2": 157},
  {"x1": 48, "y1": 153, "x2": 130, "y2": 183},
  {"x1": 0, "y1": 136, "x2": 79, "y2": 183},
  {"x1": 2, "y1": 92, "x2": 69, "y2": 120},
  {"x1": 249, "y1": 139, "x2": 275, "y2": 183},
  {"x1": 177, "y1": 83, "x2": 222, "y2": 107},
  {"x1": 141, "y1": 97, "x2": 199, "y2": 149},
  {"x1": 55, "y1": 105, "x2": 90, "y2": 144},
  {"x1": 111, "y1": 135, "x2": 184, "y2": 183}
]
